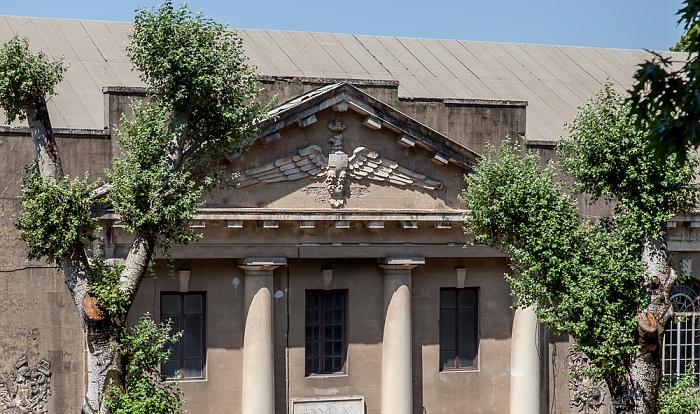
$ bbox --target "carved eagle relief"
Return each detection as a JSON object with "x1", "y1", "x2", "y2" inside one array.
[{"x1": 234, "y1": 119, "x2": 443, "y2": 207}]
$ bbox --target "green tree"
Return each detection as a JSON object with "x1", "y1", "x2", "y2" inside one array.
[
  {"x1": 461, "y1": 85, "x2": 698, "y2": 414},
  {"x1": 629, "y1": 0, "x2": 700, "y2": 160},
  {"x1": 0, "y1": 2, "x2": 266, "y2": 413},
  {"x1": 670, "y1": 20, "x2": 699, "y2": 52}
]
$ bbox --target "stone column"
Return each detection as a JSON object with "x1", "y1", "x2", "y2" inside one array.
[
  {"x1": 379, "y1": 258, "x2": 423, "y2": 414},
  {"x1": 239, "y1": 258, "x2": 286, "y2": 414},
  {"x1": 510, "y1": 305, "x2": 540, "y2": 414}
]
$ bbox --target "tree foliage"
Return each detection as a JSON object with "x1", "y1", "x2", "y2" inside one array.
[
  {"x1": 462, "y1": 140, "x2": 646, "y2": 374},
  {"x1": 0, "y1": 36, "x2": 66, "y2": 123},
  {"x1": 670, "y1": 20, "x2": 699, "y2": 52},
  {"x1": 108, "y1": 101, "x2": 203, "y2": 249},
  {"x1": 16, "y1": 164, "x2": 98, "y2": 264},
  {"x1": 658, "y1": 364, "x2": 700, "y2": 414},
  {"x1": 560, "y1": 84, "x2": 697, "y2": 237},
  {"x1": 629, "y1": 0, "x2": 700, "y2": 160},
  {"x1": 462, "y1": 85, "x2": 698, "y2": 381},
  {"x1": 0, "y1": 1, "x2": 267, "y2": 412},
  {"x1": 127, "y1": 1, "x2": 265, "y2": 176},
  {"x1": 103, "y1": 316, "x2": 184, "y2": 414}
]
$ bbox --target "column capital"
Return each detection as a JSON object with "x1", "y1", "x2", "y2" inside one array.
[
  {"x1": 378, "y1": 257, "x2": 424, "y2": 272},
  {"x1": 238, "y1": 257, "x2": 287, "y2": 273}
]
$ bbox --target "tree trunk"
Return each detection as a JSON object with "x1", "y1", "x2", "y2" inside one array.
[
  {"x1": 26, "y1": 103, "x2": 63, "y2": 181},
  {"x1": 25, "y1": 99, "x2": 147, "y2": 414},
  {"x1": 606, "y1": 345, "x2": 661, "y2": 413},
  {"x1": 606, "y1": 236, "x2": 676, "y2": 413},
  {"x1": 82, "y1": 320, "x2": 125, "y2": 414}
]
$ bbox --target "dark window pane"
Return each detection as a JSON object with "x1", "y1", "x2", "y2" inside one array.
[
  {"x1": 334, "y1": 309, "x2": 342, "y2": 324},
  {"x1": 440, "y1": 351, "x2": 455, "y2": 370},
  {"x1": 184, "y1": 359, "x2": 203, "y2": 378},
  {"x1": 457, "y1": 349, "x2": 475, "y2": 367},
  {"x1": 160, "y1": 293, "x2": 206, "y2": 379},
  {"x1": 440, "y1": 309, "x2": 456, "y2": 351},
  {"x1": 440, "y1": 288, "x2": 478, "y2": 371},
  {"x1": 459, "y1": 309, "x2": 476, "y2": 347},
  {"x1": 162, "y1": 315, "x2": 181, "y2": 332},
  {"x1": 162, "y1": 295, "x2": 180, "y2": 314},
  {"x1": 162, "y1": 360, "x2": 180, "y2": 378},
  {"x1": 184, "y1": 315, "x2": 203, "y2": 358},
  {"x1": 164, "y1": 316, "x2": 181, "y2": 359},
  {"x1": 184, "y1": 295, "x2": 202, "y2": 314},
  {"x1": 164, "y1": 341, "x2": 178, "y2": 360},
  {"x1": 334, "y1": 341, "x2": 342, "y2": 356},
  {"x1": 458, "y1": 290, "x2": 476, "y2": 308},
  {"x1": 440, "y1": 289, "x2": 454, "y2": 309}
]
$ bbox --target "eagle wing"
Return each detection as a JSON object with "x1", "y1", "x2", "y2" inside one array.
[
  {"x1": 347, "y1": 147, "x2": 443, "y2": 190},
  {"x1": 234, "y1": 145, "x2": 328, "y2": 188}
]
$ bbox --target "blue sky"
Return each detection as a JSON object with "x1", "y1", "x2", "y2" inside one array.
[{"x1": 1, "y1": 0, "x2": 687, "y2": 51}]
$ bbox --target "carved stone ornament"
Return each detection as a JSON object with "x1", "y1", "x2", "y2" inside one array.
[
  {"x1": 235, "y1": 118, "x2": 443, "y2": 207},
  {"x1": 567, "y1": 348, "x2": 606, "y2": 413},
  {"x1": 0, "y1": 356, "x2": 52, "y2": 414}
]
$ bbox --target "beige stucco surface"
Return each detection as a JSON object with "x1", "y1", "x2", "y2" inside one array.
[{"x1": 0, "y1": 19, "x2": 656, "y2": 409}]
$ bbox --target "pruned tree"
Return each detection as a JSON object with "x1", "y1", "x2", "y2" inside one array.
[
  {"x1": 461, "y1": 84, "x2": 698, "y2": 413},
  {"x1": 0, "y1": 2, "x2": 266, "y2": 413}
]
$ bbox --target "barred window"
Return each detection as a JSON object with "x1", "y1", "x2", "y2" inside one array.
[
  {"x1": 305, "y1": 290, "x2": 347, "y2": 376},
  {"x1": 663, "y1": 283, "x2": 700, "y2": 382},
  {"x1": 161, "y1": 292, "x2": 206, "y2": 379}
]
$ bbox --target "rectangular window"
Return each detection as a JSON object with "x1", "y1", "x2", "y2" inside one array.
[
  {"x1": 161, "y1": 292, "x2": 206, "y2": 379},
  {"x1": 440, "y1": 288, "x2": 478, "y2": 370},
  {"x1": 305, "y1": 290, "x2": 347, "y2": 376}
]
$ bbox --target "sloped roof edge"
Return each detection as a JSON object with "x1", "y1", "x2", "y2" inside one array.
[{"x1": 255, "y1": 82, "x2": 481, "y2": 169}]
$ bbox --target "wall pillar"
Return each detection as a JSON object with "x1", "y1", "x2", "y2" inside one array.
[
  {"x1": 379, "y1": 258, "x2": 423, "y2": 414},
  {"x1": 510, "y1": 305, "x2": 540, "y2": 414},
  {"x1": 238, "y1": 258, "x2": 285, "y2": 414}
]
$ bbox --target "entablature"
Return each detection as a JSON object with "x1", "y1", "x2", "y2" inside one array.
[{"x1": 95, "y1": 208, "x2": 466, "y2": 231}]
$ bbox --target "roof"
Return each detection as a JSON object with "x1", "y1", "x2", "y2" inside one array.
[
  {"x1": 254, "y1": 82, "x2": 481, "y2": 169},
  {"x1": 0, "y1": 16, "x2": 685, "y2": 141}
]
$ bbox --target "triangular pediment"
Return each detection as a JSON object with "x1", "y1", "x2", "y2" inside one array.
[
  {"x1": 251, "y1": 83, "x2": 480, "y2": 170},
  {"x1": 216, "y1": 83, "x2": 473, "y2": 214}
]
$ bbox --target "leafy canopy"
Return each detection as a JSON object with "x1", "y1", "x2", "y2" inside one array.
[
  {"x1": 127, "y1": 0, "x2": 266, "y2": 173},
  {"x1": 658, "y1": 363, "x2": 700, "y2": 414},
  {"x1": 629, "y1": 0, "x2": 700, "y2": 160},
  {"x1": 0, "y1": 36, "x2": 66, "y2": 122},
  {"x1": 16, "y1": 165, "x2": 98, "y2": 264},
  {"x1": 108, "y1": 101, "x2": 203, "y2": 249},
  {"x1": 103, "y1": 315, "x2": 184, "y2": 414},
  {"x1": 462, "y1": 85, "x2": 698, "y2": 375}
]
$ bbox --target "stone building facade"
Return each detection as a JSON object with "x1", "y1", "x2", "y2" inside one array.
[{"x1": 0, "y1": 16, "x2": 694, "y2": 414}]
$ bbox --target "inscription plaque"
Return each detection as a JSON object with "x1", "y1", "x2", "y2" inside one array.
[{"x1": 291, "y1": 396, "x2": 364, "y2": 414}]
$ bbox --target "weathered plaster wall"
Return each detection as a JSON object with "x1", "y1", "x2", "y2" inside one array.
[
  {"x1": 128, "y1": 256, "x2": 514, "y2": 414},
  {"x1": 0, "y1": 131, "x2": 111, "y2": 413}
]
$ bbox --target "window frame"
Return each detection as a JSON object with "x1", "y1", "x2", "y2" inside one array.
[
  {"x1": 439, "y1": 287, "x2": 479, "y2": 371},
  {"x1": 304, "y1": 289, "x2": 349, "y2": 376},
  {"x1": 663, "y1": 283, "x2": 700, "y2": 383},
  {"x1": 160, "y1": 291, "x2": 207, "y2": 380}
]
